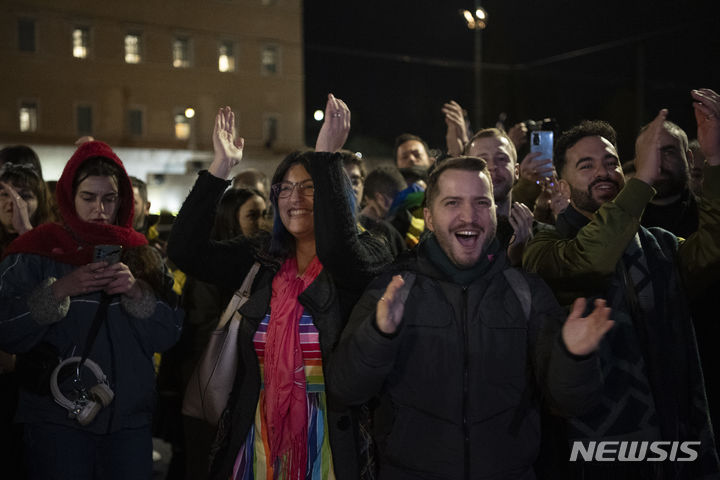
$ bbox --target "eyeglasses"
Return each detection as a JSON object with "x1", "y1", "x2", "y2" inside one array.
[{"x1": 271, "y1": 180, "x2": 315, "y2": 199}]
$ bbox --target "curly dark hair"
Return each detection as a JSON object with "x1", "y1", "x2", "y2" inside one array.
[{"x1": 554, "y1": 120, "x2": 618, "y2": 178}]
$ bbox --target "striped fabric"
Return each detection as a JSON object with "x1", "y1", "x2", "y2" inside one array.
[{"x1": 231, "y1": 311, "x2": 336, "y2": 480}]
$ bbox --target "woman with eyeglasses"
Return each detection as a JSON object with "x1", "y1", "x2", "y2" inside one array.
[{"x1": 168, "y1": 94, "x2": 391, "y2": 480}]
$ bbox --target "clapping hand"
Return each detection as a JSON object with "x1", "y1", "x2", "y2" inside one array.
[
  {"x1": 634, "y1": 109, "x2": 668, "y2": 185},
  {"x1": 375, "y1": 274, "x2": 415, "y2": 335},
  {"x1": 316, "y1": 94, "x2": 350, "y2": 153},
  {"x1": 442, "y1": 100, "x2": 469, "y2": 156},
  {"x1": 692, "y1": 88, "x2": 720, "y2": 166},
  {"x1": 209, "y1": 106, "x2": 245, "y2": 179},
  {"x1": 562, "y1": 298, "x2": 614, "y2": 356}
]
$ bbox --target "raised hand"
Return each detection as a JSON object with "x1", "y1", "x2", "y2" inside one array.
[
  {"x1": 209, "y1": 106, "x2": 245, "y2": 179},
  {"x1": 691, "y1": 88, "x2": 720, "y2": 166},
  {"x1": 562, "y1": 298, "x2": 614, "y2": 356},
  {"x1": 508, "y1": 202, "x2": 534, "y2": 245},
  {"x1": 442, "y1": 100, "x2": 469, "y2": 156},
  {"x1": 634, "y1": 109, "x2": 668, "y2": 185},
  {"x1": 376, "y1": 274, "x2": 415, "y2": 335},
  {"x1": 518, "y1": 151, "x2": 554, "y2": 185},
  {"x1": 316, "y1": 93, "x2": 350, "y2": 153},
  {"x1": 0, "y1": 181, "x2": 33, "y2": 234}
]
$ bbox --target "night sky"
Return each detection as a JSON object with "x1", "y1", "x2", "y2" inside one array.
[{"x1": 303, "y1": 0, "x2": 720, "y2": 161}]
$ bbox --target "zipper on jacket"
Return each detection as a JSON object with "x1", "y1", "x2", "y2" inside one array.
[{"x1": 462, "y1": 286, "x2": 470, "y2": 480}]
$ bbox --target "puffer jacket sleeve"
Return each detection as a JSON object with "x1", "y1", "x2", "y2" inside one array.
[
  {"x1": 326, "y1": 273, "x2": 400, "y2": 406},
  {"x1": 526, "y1": 274, "x2": 604, "y2": 417}
]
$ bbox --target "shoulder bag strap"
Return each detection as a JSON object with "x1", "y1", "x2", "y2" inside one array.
[{"x1": 216, "y1": 262, "x2": 261, "y2": 330}]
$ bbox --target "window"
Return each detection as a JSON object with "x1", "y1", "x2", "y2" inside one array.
[
  {"x1": 125, "y1": 33, "x2": 142, "y2": 64},
  {"x1": 72, "y1": 27, "x2": 90, "y2": 58},
  {"x1": 174, "y1": 112, "x2": 191, "y2": 140},
  {"x1": 263, "y1": 115, "x2": 278, "y2": 148},
  {"x1": 128, "y1": 108, "x2": 144, "y2": 136},
  {"x1": 18, "y1": 18, "x2": 36, "y2": 52},
  {"x1": 218, "y1": 41, "x2": 236, "y2": 72},
  {"x1": 172, "y1": 37, "x2": 191, "y2": 68},
  {"x1": 19, "y1": 101, "x2": 38, "y2": 132},
  {"x1": 261, "y1": 45, "x2": 279, "y2": 75},
  {"x1": 77, "y1": 105, "x2": 93, "y2": 136}
]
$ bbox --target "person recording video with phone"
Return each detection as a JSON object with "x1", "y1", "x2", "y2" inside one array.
[{"x1": 0, "y1": 140, "x2": 183, "y2": 480}]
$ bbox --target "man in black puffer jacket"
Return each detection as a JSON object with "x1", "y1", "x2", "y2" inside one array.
[{"x1": 328, "y1": 156, "x2": 613, "y2": 480}]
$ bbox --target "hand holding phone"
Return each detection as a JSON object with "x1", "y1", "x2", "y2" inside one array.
[{"x1": 530, "y1": 131, "x2": 554, "y2": 177}]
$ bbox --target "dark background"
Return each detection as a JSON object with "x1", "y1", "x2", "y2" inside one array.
[{"x1": 303, "y1": 0, "x2": 720, "y2": 161}]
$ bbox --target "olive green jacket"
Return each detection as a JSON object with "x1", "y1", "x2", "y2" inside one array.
[{"x1": 522, "y1": 167, "x2": 720, "y2": 306}]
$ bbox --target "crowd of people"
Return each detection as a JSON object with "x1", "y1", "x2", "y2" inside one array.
[{"x1": 0, "y1": 87, "x2": 719, "y2": 480}]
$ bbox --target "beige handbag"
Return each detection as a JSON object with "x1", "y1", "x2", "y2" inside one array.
[{"x1": 181, "y1": 262, "x2": 261, "y2": 425}]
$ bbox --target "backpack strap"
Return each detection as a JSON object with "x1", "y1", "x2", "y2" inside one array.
[{"x1": 503, "y1": 268, "x2": 531, "y2": 321}]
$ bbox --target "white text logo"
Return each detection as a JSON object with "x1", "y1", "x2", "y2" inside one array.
[{"x1": 569, "y1": 441, "x2": 700, "y2": 462}]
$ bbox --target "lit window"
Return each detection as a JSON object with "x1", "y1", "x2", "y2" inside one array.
[
  {"x1": 261, "y1": 45, "x2": 279, "y2": 75},
  {"x1": 125, "y1": 33, "x2": 141, "y2": 64},
  {"x1": 128, "y1": 109, "x2": 143, "y2": 136},
  {"x1": 77, "y1": 105, "x2": 93, "y2": 136},
  {"x1": 173, "y1": 37, "x2": 191, "y2": 68},
  {"x1": 174, "y1": 113, "x2": 190, "y2": 140},
  {"x1": 73, "y1": 27, "x2": 89, "y2": 58},
  {"x1": 218, "y1": 41, "x2": 235, "y2": 72},
  {"x1": 19, "y1": 101, "x2": 38, "y2": 132},
  {"x1": 18, "y1": 18, "x2": 36, "y2": 52}
]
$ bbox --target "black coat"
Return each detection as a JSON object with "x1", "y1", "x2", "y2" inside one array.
[
  {"x1": 167, "y1": 152, "x2": 392, "y2": 480},
  {"x1": 327, "y1": 238, "x2": 603, "y2": 479}
]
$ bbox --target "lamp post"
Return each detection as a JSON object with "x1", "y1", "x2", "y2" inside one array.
[{"x1": 461, "y1": 3, "x2": 488, "y2": 130}]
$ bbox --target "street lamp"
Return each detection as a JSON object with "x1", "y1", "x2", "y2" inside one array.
[{"x1": 460, "y1": 3, "x2": 488, "y2": 130}]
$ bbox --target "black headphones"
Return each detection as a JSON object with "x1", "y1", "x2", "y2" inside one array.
[{"x1": 50, "y1": 356, "x2": 114, "y2": 426}]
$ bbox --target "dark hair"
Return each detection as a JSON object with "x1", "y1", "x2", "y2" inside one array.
[
  {"x1": 268, "y1": 150, "x2": 356, "y2": 257},
  {"x1": 0, "y1": 162, "x2": 54, "y2": 251},
  {"x1": 425, "y1": 156, "x2": 489, "y2": 207},
  {"x1": 554, "y1": 120, "x2": 617, "y2": 178},
  {"x1": 129, "y1": 176, "x2": 148, "y2": 204},
  {"x1": 0, "y1": 145, "x2": 44, "y2": 178},
  {"x1": 394, "y1": 133, "x2": 429, "y2": 162},
  {"x1": 213, "y1": 187, "x2": 264, "y2": 240},
  {"x1": 463, "y1": 128, "x2": 517, "y2": 162},
  {"x1": 232, "y1": 168, "x2": 270, "y2": 198},
  {"x1": 363, "y1": 165, "x2": 407, "y2": 200},
  {"x1": 339, "y1": 149, "x2": 366, "y2": 178}
]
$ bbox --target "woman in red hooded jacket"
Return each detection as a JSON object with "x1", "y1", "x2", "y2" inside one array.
[{"x1": 0, "y1": 141, "x2": 183, "y2": 480}]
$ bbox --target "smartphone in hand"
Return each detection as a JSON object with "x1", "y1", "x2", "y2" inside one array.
[
  {"x1": 530, "y1": 130, "x2": 554, "y2": 176},
  {"x1": 93, "y1": 245, "x2": 122, "y2": 264}
]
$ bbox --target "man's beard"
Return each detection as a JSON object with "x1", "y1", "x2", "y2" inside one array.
[
  {"x1": 570, "y1": 176, "x2": 621, "y2": 213},
  {"x1": 653, "y1": 170, "x2": 688, "y2": 199}
]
